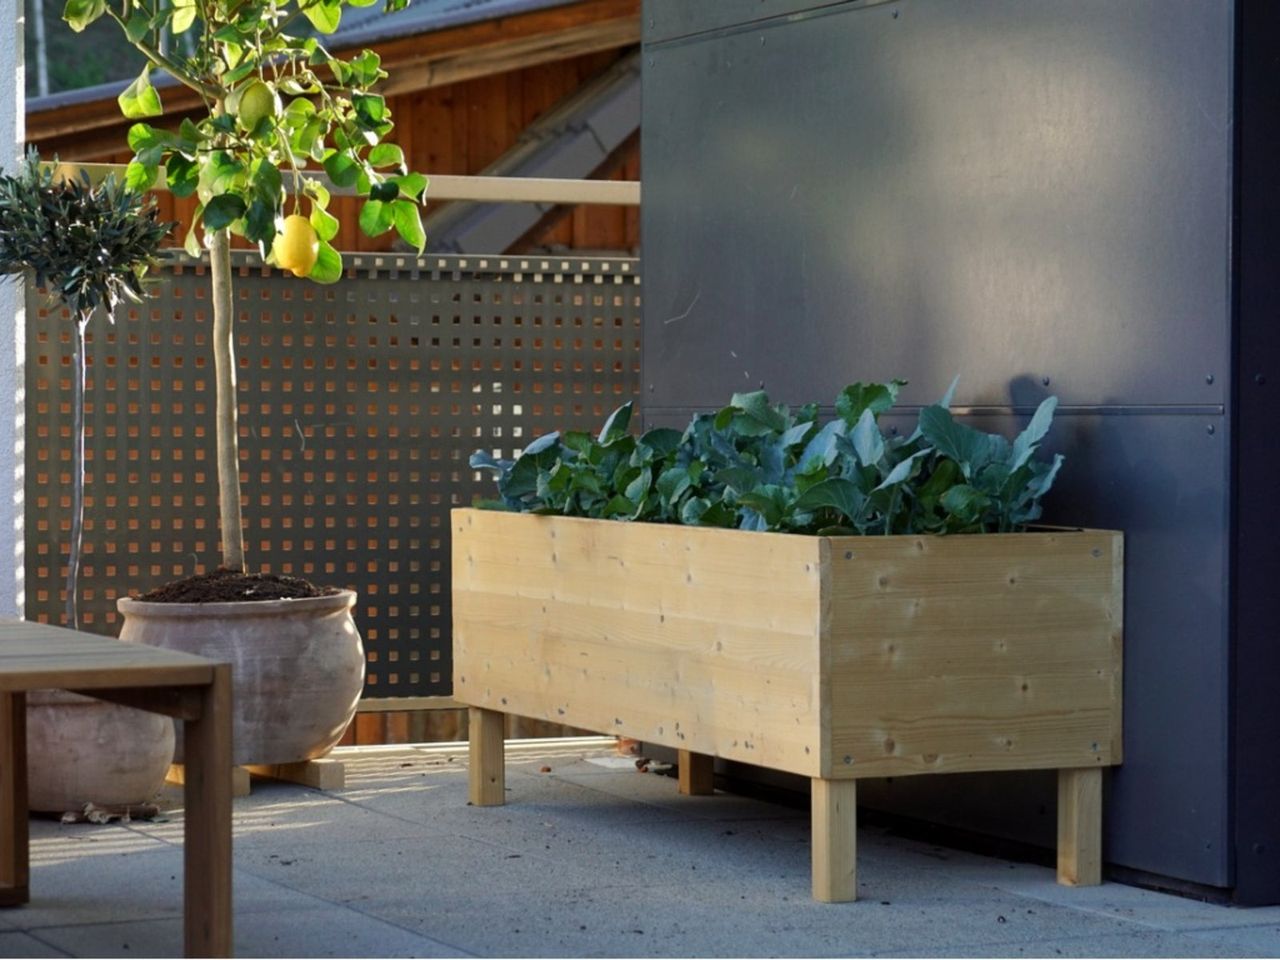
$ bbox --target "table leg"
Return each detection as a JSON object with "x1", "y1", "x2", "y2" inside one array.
[
  {"x1": 0, "y1": 692, "x2": 27, "y2": 907},
  {"x1": 183, "y1": 665, "x2": 233, "y2": 957},
  {"x1": 468, "y1": 707, "x2": 506, "y2": 806}
]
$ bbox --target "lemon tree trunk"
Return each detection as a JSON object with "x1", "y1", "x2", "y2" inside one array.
[{"x1": 210, "y1": 225, "x2": 246, "y2": 572}]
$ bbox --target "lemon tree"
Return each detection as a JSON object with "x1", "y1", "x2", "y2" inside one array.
[{"x1": 63, "y1": 0, "x2": 429, "y2": 571}]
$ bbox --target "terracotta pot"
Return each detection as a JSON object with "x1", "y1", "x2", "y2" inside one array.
[
  {"x1": 117, "y1": 591, "x2": 363, "y2": 766},
  {"x1": 26, "y1": 690, "x2": 175, "y2": 813}
]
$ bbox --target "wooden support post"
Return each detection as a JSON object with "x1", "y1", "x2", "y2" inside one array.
[
  {"x1": 1057, "y1": 767, "x2": 1103, "y2": 886},
  {"x1": 0, "y1": 692, "x2": 28, "y2": 907},
  {"x1": 677, "y1": 749, "x2": 715, "y2": 796},
  {"x1": 811, "y1": 777, "x2": 857, "y2": 903},
  {"x1": 182, "y1": 664, "x2": 233, "y2": 958},
  {"x1": 245, "y1": 759, "x2": 345, "y2": 791},
  {"x1": 468, "y1": 707, "x2": 505, "y2": 806}
]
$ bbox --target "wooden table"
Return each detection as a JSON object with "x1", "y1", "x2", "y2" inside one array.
[{"x1": 0, "y1": 620, "x2": 232, "y2": 957}]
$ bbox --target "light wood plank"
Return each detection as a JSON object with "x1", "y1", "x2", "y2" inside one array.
[
  {"x1": 468, "y1": 708, "x2": 506, "y2": 806},
  {"x1": 811, "y1": 778, "x2": 857, "y2": 903},
  {"x1": 826, "y1": 530, "x2": 1122, "y2": 778},
  {"x1": 246, "y1": 759, "x2": 345, "y2": 791},
  {"x1": 1058, "y1": 767, "x2": 1103, "y2": 886},
  {"x1": 182, "y1": 663, "x2": 233, "y2": 958},
  {"x1": 677, "y1": 750, "x2": 714, "y2": 796},
  {"x1": 453, "y1": 509, "x2": 826, "y2": 777},
  {"x1": 0, "y1": 692, "x2": 28, "y2": 906}
]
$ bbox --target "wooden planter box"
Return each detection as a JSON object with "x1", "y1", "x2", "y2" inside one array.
[{"x1": 451, "y1": 507, "x2": 1123, "y2": 901}]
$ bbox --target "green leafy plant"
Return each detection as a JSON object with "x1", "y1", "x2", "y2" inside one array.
[
  {"x1": 471, "y1": 379, "x2": 1064, "y2": 536},
  {"x1": 64, "y1": 0, "x2": 429, "y2": 574},
  {"x1": 0, "y1": 149, "x2": 171, "y2": 626}
]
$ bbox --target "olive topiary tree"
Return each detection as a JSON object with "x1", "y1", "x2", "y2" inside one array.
[
  {"x1": 0, "y1": 150, "x2": 171, "y2": 627},
  {"x1": 63, "y1": 0, "x2": 428, "y2": 575}
]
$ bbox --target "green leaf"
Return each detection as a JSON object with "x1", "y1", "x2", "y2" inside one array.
[
  {"x1": 729, "y1": 390, "x2": 788, "y2": 432},
  {"x1": 124, "y1": 10, "x2": 149, "y2": 41},
  {"x1": 874, "y1": 450, "x2": 930, "y2": 491},
  {"x1": 835, "y1": 380, "x2": 905, "y2": 426},
  {"x1": 302, "y1": 0, "x2": 342, "y2": 34},
  {"x1": 918, "y1": 406, "x2": 995, "y2": 480},
  {"x1": 202, "y1": 194, "x2": 246, "y2": 230},
  {"x1": 391, "y1": 200, "x2": 425, "y2": 253},
  {"x1": 124, "y1": 160, "x2": 157, "y2": 192},
  {"x1": 639, "y1": 428, "x2": 682, "y2": 457},
  {"x1": 390, "y1": 172, "x2": 428, "y2": 200},
  {"x1": 323, "y1": 150, "x2": 360, "y2": 188},
  {"x1": 243, "y1": 199, "x2": 275, "y2": 245},
  {"x1": 165, "y1": 154, "x2": 199, "y2": 198},
  {"x1": 353, "y1": 93, "x2": 387, "y2": 126},
  {"x1": 850, "y1": 409, "x2": 885, "y2": 467},
  {"x1": 251, "y1": 160, "x2": 283, "y2": 207},
  {"x1": 171, "y1": 0, "x2": 196, "y2": 33},
  {"x1": 308, "y1": 240, "x2": 343, "y2": 284},
  {"x1": 309, "y1": 204, "x2": 339, "y2": 242},
  {"x1": 368, "y1": 143, "x2": 404, "y2": 168},
  {"x1": 602, "y1": 495, "x2": 636, "y2": 518},
  {"x1": 62, "y1": 0, "x2": 105, "y2": 32},
  {"x1": 940, "y1": 485, "x2": 991, "y2": 525},
  {"x1": 118, "y1": 68, "x2": 163, "y2": 119},
  {"x1": 222, "y1": 61, "x2": 256, "y2": 86},
  {"x1": 358, "y1": 199, "x2": 395, "y2": 237},
  {"x1": 795, "y1": 478, "x2": 865, "y2": 524},
  {"x1": 598, "y1": 402, "x2": 633, "y2": 444},
  {"x1": 1010, "y1": 396, "x2": 1058, "y2": 471},
  {"x1": 183, "y1": 204, "x2": 204, "y2": 257}
]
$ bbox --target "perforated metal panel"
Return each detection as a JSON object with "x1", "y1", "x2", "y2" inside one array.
[{"x1": 26, "y1": 250, "x2": 643, "y2": 698}]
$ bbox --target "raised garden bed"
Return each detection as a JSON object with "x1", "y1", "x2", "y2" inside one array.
[{"x1": 451, "y1": 507, "x2": 1123, "y2": 902}]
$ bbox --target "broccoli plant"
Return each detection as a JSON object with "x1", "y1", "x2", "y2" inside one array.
[{"x1": 472, "y1": 379, "x2": 1065, "y2": 536}]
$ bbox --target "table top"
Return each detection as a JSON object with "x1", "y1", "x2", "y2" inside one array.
[{"x1": 0, "y1": 618, "x2": 219, "y2": 692}]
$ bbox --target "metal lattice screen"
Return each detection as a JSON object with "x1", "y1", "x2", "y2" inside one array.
[{"x1": 26, "y1": 251, "x2": 643, "y2": 699}]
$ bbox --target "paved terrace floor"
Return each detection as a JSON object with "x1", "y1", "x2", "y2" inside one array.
[{"x1": 3, "y1": 738, "x2": 1279, "y2": 958}]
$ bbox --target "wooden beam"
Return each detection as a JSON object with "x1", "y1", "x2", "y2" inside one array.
[
  {"x1": 49, "y1": 162, "x2": 642, "y2": 206},
  {"x1": 0, "y1": 692, "x2": 28, "y2": 907},
  {"x1": 71, "y1": 685, "x2": 205, "y2": 720},
  {"x1": 677, "y1": 750, "x2": 715, "y2": 796}
]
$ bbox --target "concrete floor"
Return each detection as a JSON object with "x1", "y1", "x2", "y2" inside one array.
[{"x1": 3, "y1": 738, "x2": 1279, "y2": 958}]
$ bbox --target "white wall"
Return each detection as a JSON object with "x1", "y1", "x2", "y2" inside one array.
[{"x1": 0, "y1": 0, "x2": 22, "y2": 619}]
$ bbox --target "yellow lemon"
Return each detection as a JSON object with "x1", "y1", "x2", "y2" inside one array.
[
  {"x1": 273, "y1": 215, "x2": 319, "y2": 278},
  {"x1": 235, "y1": 80, "x2": 280, "y2": 130}
]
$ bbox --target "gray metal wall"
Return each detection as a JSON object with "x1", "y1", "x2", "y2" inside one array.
[{"x1": 642, "y1": 0, "x2": 1237, "y2": 891}]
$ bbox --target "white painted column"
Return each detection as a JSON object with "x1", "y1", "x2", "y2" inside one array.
[{"x1": 0, "y1": 0, "x2": 23, "y2": 619}]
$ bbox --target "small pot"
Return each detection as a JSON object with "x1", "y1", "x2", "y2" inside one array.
[{"x1": 118, "y1": 591, "x2": 364, "y2": 767}]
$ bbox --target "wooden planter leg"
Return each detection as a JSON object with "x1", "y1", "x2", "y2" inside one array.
[
  {"x1": 678, "y1": 750, "x2": 715, "y2": 796},
  {"x1": 0, "y1": 692, "x2": 28, "y2": 907},
  {"x1": 1057, "y1": 767, "x2": 1103, "y2": 886},
  {"x1": 811, "y1": 778, "x2": 857, "y2": 902},
  {"x1": 468, "y1": 708, "x2": 505, "y2": 806}
]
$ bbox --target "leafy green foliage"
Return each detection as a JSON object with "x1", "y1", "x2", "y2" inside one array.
[
  {"x1": 72, "y1": 0, "x2": 429, "y2": 279},
  {"x1": 0, "y1": 148, "x2": 172, "y2": 320},
  {"x1": 471, "y1": 381, "x2": 1065, "y2": 535}
]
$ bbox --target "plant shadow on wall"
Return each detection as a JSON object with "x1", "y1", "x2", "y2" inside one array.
[
  {"x1": 472, "y1": 378, "x2": 1064, "y2": 535},
  {"x1": 51, "y1": 0, "x2": 431, "y2": 768}
]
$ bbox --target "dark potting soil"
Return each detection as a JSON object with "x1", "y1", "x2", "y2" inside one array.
[{"x1": 135, "y1": 568, "x2": 340, "y2": 603}]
